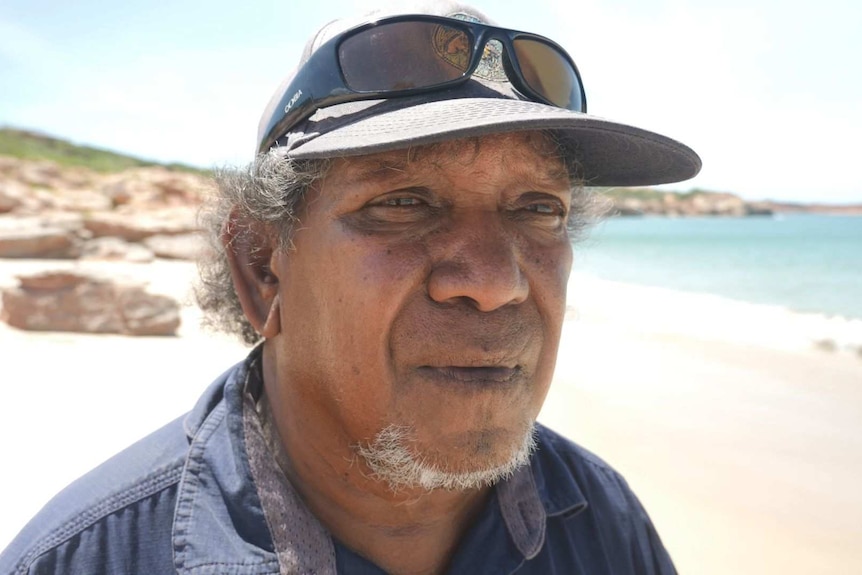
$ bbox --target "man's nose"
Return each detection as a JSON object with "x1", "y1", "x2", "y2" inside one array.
[{"x1": 426, "y1": 212, "x2": 529, "y2": 312}]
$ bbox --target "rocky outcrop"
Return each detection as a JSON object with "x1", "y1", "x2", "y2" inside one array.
[
  {"x1": 608, "y1": 191, "x2": 770, "y2": 217},
  {"x1": 79, "y1": 237, "x2": 155, "y2": 263},
  {"x1": 0, "y1": 180, "x2": 28, "y2": 213},
  {"x1": 0, "y1": 155, "x2": 208, "y2": 334},
  {"x1": 101, "y1": 168, "x2": 208, "y2": 209},
  {"x1": 0, "y1": 216, "x2": 84, "y2": 258},
  {"x1": 0, "y1": 156, "x2": 210, "y2": 261},
  {"x1": 83, "y1": 208, "x2": 199, "y2": 242},
  {"x1": 0, "y1": 226, "x2": 81, "y2": 258},
  {"x1": 1, "y1": 269, "x2": 180, "y2": 336},
  {"x1": 143, "y1": 233, "x2": 207, "y2": 260},
  {"x1": 757, "y1": 201, "x2": 862, "y2": 215},
  {"x1": 607, "y1": 188, "x2": 862, "y2": 217}
]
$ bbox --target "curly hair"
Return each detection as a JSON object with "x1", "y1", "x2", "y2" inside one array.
[
  {"x1": 195, "y1": 131, "x2": 606, "y2": 345},
  {"x1": 195, "y1": 154, "x2": 331, "y2": 345}
]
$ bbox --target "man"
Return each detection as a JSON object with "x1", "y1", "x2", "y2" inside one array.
[{"x1": 0, "y1": 2, "x2": 700, "y2": 574}]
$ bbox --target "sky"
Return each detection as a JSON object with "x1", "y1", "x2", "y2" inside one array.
[{"x1": 1, "y1": 0, "x2": 860, "y2": 204}]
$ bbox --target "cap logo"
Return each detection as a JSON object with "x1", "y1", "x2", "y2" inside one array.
[
  {"x1": 284, "y1": 89, "x2": 303, "y2": 114},
  {"x1": 432, "y1": 13, "x2": 506, "y2": 82}
]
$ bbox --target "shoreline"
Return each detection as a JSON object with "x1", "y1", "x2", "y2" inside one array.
[
  {"x1": 568, "y1": 271, "x2": 862, "y2": 357},
  {"x1": 3, "y1": 259, "x2": 859, "y2": 355},
  {"x1": 576, "y1": 212, "x2": 862, "y2": 326}
]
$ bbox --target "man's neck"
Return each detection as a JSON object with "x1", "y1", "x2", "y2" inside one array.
[{"x1": 260, "y1": 345, "x2": 490, "y2": 575}]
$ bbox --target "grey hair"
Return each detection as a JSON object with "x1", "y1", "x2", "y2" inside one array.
[
  {"x1": 195, "y1": 131, "x2": 606, "y2": 345},
  {"x1": 355, "y1": 423, "x2": 537, "y2": 492},
  {"x1": 547, "y1": 131, "x2": 611, "y2": 240},
  {"x1": 195, "y1": 153, "x2": 331, "y2": 345}
]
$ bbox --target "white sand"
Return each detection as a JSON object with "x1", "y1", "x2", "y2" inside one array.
[{"x1": 1, "y1": 260, "x2": 860, "y2": 574}]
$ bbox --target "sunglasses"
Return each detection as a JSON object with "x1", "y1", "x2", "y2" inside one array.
[{"x1": 258, "y1": 14, "x2": 587, "y2": 153}]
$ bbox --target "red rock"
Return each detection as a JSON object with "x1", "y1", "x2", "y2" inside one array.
[
  {"x1": 0, "y1": 180, "x2": 28, "y2": 213},
  {"x1": 48, "y1": 188, "x2": 113, "y2": 212},
  {"x1": 1, "y1": 269, "x2": 180, "y2": 336},
  {"x1": 83, "y1": 208, "x2": 199, "y2": 241},
  {"x1": 101, "y1": 168, "x2": 209, "y2": 209},
  {"x1": 0, "y1": 227, "x2": 80, "y2": 258},
  {"x1": 80, "y1": 237, "x2": 155, "y2": 263},
  {"x1": 143, "y1": 233, "x2": 207, "y2": 260},
  {"x1": 17, "y1": 270, "x2": 88, "y2": 290}
]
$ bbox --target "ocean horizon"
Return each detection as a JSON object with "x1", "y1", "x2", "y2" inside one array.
[{"x1": 574, "y1": 214, "x2": 862, "y2": 321}]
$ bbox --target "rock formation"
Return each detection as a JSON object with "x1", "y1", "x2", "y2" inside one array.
[
  {"x1": 0, "y1": 157, "x2": 209, "y2": 260},
  {"x1": 604, "y1": 188, "x2": 862, "y2": 217},
  {"x1": 1, "y1": 269, "x2": 181, "y2": 336},
  {"x1": 606, "y1": 190, "x2": 773, "y2": 217},
  {"x1": 0, "y1": 155, "x2": 212, "y2": 334}
]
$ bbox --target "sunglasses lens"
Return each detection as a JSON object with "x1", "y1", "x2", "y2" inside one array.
[
  {"x1": 339, "y1": 22, "x2": 472, "y2": 92},
  {"x1": 513, "y1": 38, "x2": 583, "y2": 111}
]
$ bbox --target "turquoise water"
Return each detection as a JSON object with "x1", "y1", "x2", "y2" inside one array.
[{"x1": 574, "y1": 215, "x2": 862, "y2": 320}]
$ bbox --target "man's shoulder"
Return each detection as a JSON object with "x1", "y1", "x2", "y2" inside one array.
[
  {"x1": 0, "y1": 364, "x2": 240, "y2": 575},
  {"x1": 533, "y1": 423, "x2": 654, "y2": 525},
  {"x1": 530, "y1": 424, "x2": 677, "y2": 574},
  {"x1": 533, "y1": 423, "x2": 631, "y2": 492},
  {"x1": 0, "y1": 415, "x2": 190, "y2": 574}
]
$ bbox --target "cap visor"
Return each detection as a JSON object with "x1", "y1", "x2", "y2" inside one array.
[{"x1": 283, "y1": 93, "x2": 700, "y2": 187}]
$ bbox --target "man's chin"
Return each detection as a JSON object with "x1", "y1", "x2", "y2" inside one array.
[{"x1": 355, "y1": 423, "x2": 537, "y2": 492}]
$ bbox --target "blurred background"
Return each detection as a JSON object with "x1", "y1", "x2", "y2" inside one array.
[
  {"x1": 1, "y1": 0, "x2": 860, "y2": 573},
  {"x1": 3, "y1": 0, "x2": 861, "y2": 203}
]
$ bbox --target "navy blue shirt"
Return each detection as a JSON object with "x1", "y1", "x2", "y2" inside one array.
[
  {"x1": 331, "y1": 427, "x2": 675, "y2": 575},
  {"x1": 0, "y1": 351, "x2": 675, "y2": 574}
]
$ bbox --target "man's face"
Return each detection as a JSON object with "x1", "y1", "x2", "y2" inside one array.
[{"x1": 268, "y1": 131, "x2": 573, "y2": 485}]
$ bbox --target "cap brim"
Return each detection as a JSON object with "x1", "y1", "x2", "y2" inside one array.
[{"x1": 281, "y1": 84, "x2": 701, "y2": 187}]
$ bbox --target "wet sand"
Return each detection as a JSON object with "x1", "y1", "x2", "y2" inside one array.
[{"x1": 1, "y1": 260, "x2": 860, "y2": 573}]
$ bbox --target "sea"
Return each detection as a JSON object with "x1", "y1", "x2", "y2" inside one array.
[{"x1": 574, "y1": 214, "x2": 862, "y2": 321}]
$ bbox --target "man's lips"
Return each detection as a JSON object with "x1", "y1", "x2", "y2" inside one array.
[{"x1": 416, "y1": 365, "x2": 521, "y2": 386}]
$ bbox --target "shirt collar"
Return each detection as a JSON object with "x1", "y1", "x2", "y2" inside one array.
[
  {"x1": 179, "y1": 349, "x2": 590, "y2": 572},
  {"x1": 236, "y1": 344, "x2": 589, "y2": 566},
  {"x1": 173, "y1": 349, "x2": 279, "y2": 575},
  {"x1": 495, "y1": 424, "x2": 588, "y2": 560},
  {"x1": 531, "y1": 424, "x2": 590, "y2": 518},
  {"x1": 242, "y1": 353, "x2": 337, "y2": 574},
  {"x1": 182, "y1": 348, "x2": 258, "y2": 440}
]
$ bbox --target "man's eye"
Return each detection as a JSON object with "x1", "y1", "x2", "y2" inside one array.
[
  {"x1": 358, "y1": 193, "x2": 435, "y2": 228},
  {"x1": 525, "y1": 203, "x2": 559, "y2": 214},
  {"x1": 382, "y1": 197, "x2": 423, "y2": 207},
  {"x1": 523, "y1": 201, "x2": 566, "y2": 217}
]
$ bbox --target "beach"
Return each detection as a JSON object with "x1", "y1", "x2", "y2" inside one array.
[
  {"x1": 552, "y1": 274, "x2": 862, "y2": 574},
  {"x1": 1, "y1": 259, "x2": 860, "y2": 573}
]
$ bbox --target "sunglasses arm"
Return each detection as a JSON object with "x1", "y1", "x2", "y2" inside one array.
[{"x1": 257, "y1": 45, "x2": 349, "y2": 154}]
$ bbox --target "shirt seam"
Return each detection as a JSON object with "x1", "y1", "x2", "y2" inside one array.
[
  {"x1": 12, "y1": 464, "x2": 184, "y2": 575},
  {"x1": 178, "y1": 559, "x2": 280, "y2": 574},
  {"x1": 173, "y1": 384, "x2": 280, "y2": 575}
]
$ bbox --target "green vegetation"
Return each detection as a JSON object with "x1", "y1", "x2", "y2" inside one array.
[{"x1": 0, "y1": 127, "x2": 208, "y2": 175}]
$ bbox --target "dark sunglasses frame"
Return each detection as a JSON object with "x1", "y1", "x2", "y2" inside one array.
[{"x1": 258, "y1": 14, "x2": 587, "y2": 153}]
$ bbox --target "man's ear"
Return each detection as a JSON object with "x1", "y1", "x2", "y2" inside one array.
[{"x1": 223, "y1": 212, "x2": 282, "y2": 339}]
